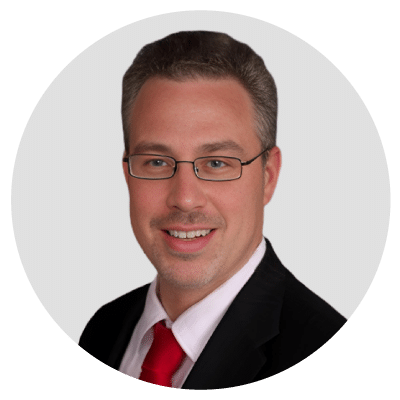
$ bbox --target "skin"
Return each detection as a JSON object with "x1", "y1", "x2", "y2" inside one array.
[{"x1": 123, "y1": 77, "x2": 281, "y2": 320}]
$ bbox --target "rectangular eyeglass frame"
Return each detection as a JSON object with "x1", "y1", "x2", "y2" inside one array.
[{"x1": 122, "y1": 147, "x2": 270, "y2": 182}]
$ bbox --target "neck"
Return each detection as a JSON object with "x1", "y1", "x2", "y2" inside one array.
[
  {"x1": 157, "y1": 285, "x2": 204, "y2": 322},
  {"x1": 157, "y1": 276, "x2": 229, "y2": 322}
]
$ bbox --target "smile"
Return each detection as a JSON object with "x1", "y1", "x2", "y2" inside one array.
[
  {"x1": 162, "y1": 228, "x2": 216, "y2": 253},
  {"x1": 167, "y1": 229, "x2": 212, "y2": 239}
]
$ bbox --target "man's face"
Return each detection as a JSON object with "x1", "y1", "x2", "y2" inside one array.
[{"x1": 123, "y1": 77, "x2": 280, "y2": 294}]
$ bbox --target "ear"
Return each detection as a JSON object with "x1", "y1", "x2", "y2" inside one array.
[{"x1": 263, "y1": 146, "x2": 282, "y2": 206}]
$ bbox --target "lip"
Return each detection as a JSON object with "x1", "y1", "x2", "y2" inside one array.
[
  {"x1": 161, "y1": 225, "x2": 215, "y2": 232},
  {"x1": 162, "y1": 228, "x2": 216, "y2": 253}
]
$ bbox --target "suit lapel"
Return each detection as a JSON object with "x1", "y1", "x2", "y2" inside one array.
[
  {"x1": 182, "y1": 239, "x2": 286, "y2": 389},
  {"x1": 107, "y1": 284, "x2": 150, "y2": 369}
]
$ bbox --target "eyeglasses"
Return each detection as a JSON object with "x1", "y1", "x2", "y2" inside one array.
[{"x1": 123, "y1": 148, "x2": 269, "y2": 181}]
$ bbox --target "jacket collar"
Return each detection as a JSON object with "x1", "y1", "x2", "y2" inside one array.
[{"x1": 107, "y1": 284, "x2": 150, "y2": 369}]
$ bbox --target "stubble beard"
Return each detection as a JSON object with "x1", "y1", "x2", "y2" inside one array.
[
  {"x1": 149, "y1": 242, "x2": 224, "y2": 290},
  {"x1": 144, "y1": 210, "x2": 226, "y2": 289}
]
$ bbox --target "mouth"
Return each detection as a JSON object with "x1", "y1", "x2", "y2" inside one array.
[
  {"x1": 165, "y1": 229, "x2": 214, "y2": 240},
  {"x1": 161, "y1": 228, "x2": 216, "y2": 253}
]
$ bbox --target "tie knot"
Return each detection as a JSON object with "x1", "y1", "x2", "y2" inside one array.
[{"x1": 139, "y1": 321, "x2": 186, "y2": 387}]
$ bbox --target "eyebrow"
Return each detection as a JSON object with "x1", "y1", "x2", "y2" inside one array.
[
  {"x1": 197, "y1": 140, "x2": 245, "y2": 156},
  {"x1": 132, "y1": 142, "x2": 172, "y2": 154},
  {"x1": 132, "y1": 140, "x2": 246, "y2": 157}
]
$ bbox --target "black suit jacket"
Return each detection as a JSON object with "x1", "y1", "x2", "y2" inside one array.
[{"x1": 79, "y1": 238, "x2": 346, "y2": 389}]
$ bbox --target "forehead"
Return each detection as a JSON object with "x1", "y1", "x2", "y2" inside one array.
[{"x1": 128, "y1": 77, "x2": 260, "y2": 156}]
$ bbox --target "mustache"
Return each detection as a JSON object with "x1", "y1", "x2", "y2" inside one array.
[{"x1": 150, "y1": 211, "x2": 224, "y2": 228}]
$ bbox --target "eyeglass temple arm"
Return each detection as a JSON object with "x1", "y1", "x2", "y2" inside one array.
[{"x1": 241, "y1": 148, "x2": 270, "y2": 166}]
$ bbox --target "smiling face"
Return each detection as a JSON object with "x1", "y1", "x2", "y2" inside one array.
[{"x1": 123, "y1": 77, "x2": 280, "y2": 297}]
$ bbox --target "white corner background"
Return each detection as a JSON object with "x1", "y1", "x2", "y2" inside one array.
[{"x1": 11, "y1": 8, "x2": 390, "y2": 345}]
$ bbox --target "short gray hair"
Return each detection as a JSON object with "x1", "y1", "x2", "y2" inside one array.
[{"x1": 122, "y1": 31, "x2": 277, "y2": 158}]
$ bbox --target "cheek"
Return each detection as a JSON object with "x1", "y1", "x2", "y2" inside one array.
[
  {"x1": 217, "y1": 179, "x2": 264, "y2": 226},
  {"x1": 128, "y1": 183, "x2": 167, "y2": 224},
  {"x1": 210, "y1": 184, "x2": 253, "y2": 225}
]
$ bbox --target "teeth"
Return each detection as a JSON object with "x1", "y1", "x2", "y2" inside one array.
[{"x1": 168, "y1": 229, "x2": 212, "y2": 239}]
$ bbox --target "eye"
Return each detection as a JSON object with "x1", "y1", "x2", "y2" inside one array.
[
  {"x1": 207, "y1": 159, "x2": 227, "y2": 169},
  {"x1": 148, "y1": 158, "x2": 168, "y2": 167}
]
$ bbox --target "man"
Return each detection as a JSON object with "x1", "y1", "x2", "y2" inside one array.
[{"x1": 79, "y1": 31, "x2": 346, "y2": 389}]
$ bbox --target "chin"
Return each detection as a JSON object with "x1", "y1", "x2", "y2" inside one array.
[
  {"x1": 155, "y1": 261, "x2": 219, "y2": 290},
  {"x1": 160, "y1": 275, "x2": 210, "y2": 290}
]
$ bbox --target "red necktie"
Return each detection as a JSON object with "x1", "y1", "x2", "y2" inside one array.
[{"x1": 139, "y1": 321, "x2": 186, "y2": 387}]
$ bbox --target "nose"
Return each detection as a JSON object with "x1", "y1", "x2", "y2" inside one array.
[{"x1": 166, "y1": 162, "x2": 207, "y2": 212}]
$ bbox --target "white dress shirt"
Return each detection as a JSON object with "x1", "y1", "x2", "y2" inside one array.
[{"x1": 119, "y1": 239, "x2": 266, "y2": 388}]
